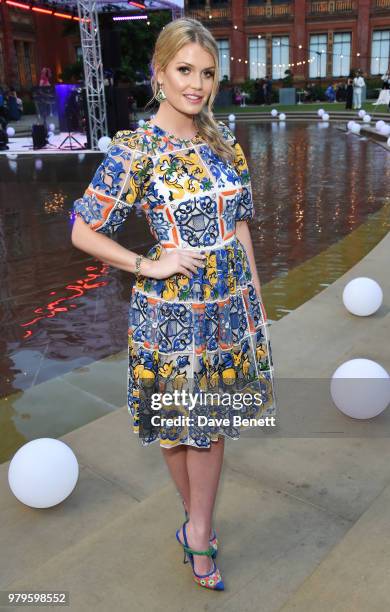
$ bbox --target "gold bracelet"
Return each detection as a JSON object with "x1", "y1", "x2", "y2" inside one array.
[{"x1": 134, "y1": 254, "x2": 144, "y2": 277}]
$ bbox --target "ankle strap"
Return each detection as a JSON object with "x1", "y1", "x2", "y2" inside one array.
[{"x1": 183, "y1": 544, "x2": 214, "y2": 556}]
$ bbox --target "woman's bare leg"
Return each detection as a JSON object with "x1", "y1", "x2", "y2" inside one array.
[
  {"x1": 183, "y1": 436, "x2": 225, "y2": 575},
  {"x1": 160, "y1": 444, "x2": 190, "y2": 514}
]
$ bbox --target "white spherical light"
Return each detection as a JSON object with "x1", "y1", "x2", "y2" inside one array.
[
  {"x1": 322, "y1": 113, "x2": 330, "y2": 121},
  {"x1": 317, "y1": 108, "x2": 325, "y2": 117},
  {"x1": 138, "y1": 119, "x2": 145, "y2": 127},
  {"x1": 358, "y1": 109, "x2": 366, "y2": 118},
  {"x1": 331, "y1": 359, "x2": 390, "y2": 419},
  {"x1": 7, "y1": 126, "x2": 15, "y2": 137},
  {"x1": 49, "y1": 123, "x2": 55, "y2": 132},
  {"x1": 351, "y1": 123, "x2": 361, "y2": 134},
  {"x1": 380, "y1": 124, "x2": 390, "y2": 136},
  {"x1": 375, "y1": 120, "x2": 385, "y2": 130},
  {"x1": 228, "y1": 113, "x2": 236, "y2": 122},
  {"x1": 98, "y1": 136, "x2": 112, "y2": 152},
  {"x1": 363, "y1": 114, "x2": 371, "y2": 123},
  {"x1": 271, "y1": 109, "x2": 278, "y2": 117},
  {"x1": 279, "y1": 113, "x2": 286, "y2": 121},
  {"x1": 342, "y1": 277, "x2": 383, "y2": 316},
  {"x1": 347, "y1": 120, "x2": 355, "y2": 131},
  {"x1": 8, "y1": 439, "x2": 79, "y2": 508}
]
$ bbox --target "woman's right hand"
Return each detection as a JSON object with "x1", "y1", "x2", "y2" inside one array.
[{"x1": 142, "y1": 247, "x2": 207, "y2": 280}]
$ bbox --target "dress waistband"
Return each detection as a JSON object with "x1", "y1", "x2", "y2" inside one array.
[{"x1": 158, "y1": 234, "x2": 237, "y2": 251}]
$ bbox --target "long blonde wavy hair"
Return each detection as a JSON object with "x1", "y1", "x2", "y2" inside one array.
[{"x1": 145, "y1": 17, "x2": 236, "y2": 164}]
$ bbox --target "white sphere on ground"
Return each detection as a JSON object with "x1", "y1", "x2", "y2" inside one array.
[
  {"x1": 228, "y1": 113, "x2": 236, "y2": 121},
  {"x1": 347, "y1": 120, "x2": 355, "y2": 131},
  {"x1": 49, "y1": 123, "x2": 55, "y2": 132},
  {"x1": 342, "y1": 277, "x2": 383, "y2": 316},
  {"x1": 322, "y1": 113, "x2": 329, "y2": 121},
  {"x1": 138, "y1": 119, "x2": 145, "y2": 127},
  {"x1": 379, "y1": 124, "x2": 390, "y2": 136},
  {"x1": 98, "y1": 136, "x2": 112, "y2": 152},
  {"x1": 7, "y1": 126, "x2": 15, "y2": 137},
  {"x1": 351, "y1": 123, "x2": 361, "y2": 134},
  {"x1": 363, "y1": 114, "x2": 371, "y2": 123},
  {"x1": 375, "y1": 120, "x2": 385, "y2": 130},
  {"x1": 358, "y1": 109, "x2": 366, "y2": 118},
  {"x1": 8, "y1": 439, "x2": 79, "y2": 508},
  {"x1": 331, "y1": 359, "x2": 390, "y2": 419},
  {"x1": 317, "y1": 108, "x2": 325, "y2": 116},
  {"x1": 271, "y1": 109, "x2": 278, "y2": 117},
  {"x1": 279, "y1": 113, "x2": 286, "y2": 121}
]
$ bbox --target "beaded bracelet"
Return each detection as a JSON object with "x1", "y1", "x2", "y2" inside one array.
[{"x1": 134, "y1": 254, "x2": 144, "y2": 277}]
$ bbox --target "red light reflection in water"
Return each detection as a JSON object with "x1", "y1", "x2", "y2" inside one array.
[{"x1": 20, "y1": 263, "x2": 111, "y2": 339}]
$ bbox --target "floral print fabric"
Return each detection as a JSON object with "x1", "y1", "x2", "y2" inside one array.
[{"x1": 72, "y1": 120, "x2": 277, "y2": 448}]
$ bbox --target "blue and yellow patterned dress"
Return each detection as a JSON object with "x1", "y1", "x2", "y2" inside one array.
[{"x1": 72, "y1": 119, "x2": 277, "y2": 448}]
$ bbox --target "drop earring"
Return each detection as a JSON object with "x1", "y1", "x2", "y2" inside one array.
[{"x1": 156, "y1": 82, "x2": 167, "y2": 102}]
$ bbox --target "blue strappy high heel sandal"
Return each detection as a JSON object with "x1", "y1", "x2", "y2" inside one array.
[
  {"x1": 180, "y1": 498, "x2": 218, "y2": 558},
  {"x1": 175, "y1": 520, "x2": 225, "y2": 590}
]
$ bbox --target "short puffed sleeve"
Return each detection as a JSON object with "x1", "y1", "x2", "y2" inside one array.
[
  {"x1": 72, "y1": 130, "x2": 152, "y2": 234},
  {"x1": 218, "y1": 121, "x2": 254, "y2": 222}
]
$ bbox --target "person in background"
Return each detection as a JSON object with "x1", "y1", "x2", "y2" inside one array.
[
  {"x1": 325, "y1": 83, "x2": 336, "y2": 102},
  {"x1": 381, "y1": 66, "x2": 390, "y2": 89},
  {"x1": 353, "y1": 69, "x2": 365, "y2": 110},
  {"x1": 233, "y1": 85, "x2": 242, "y2": 106},
  {"x1": 6, "y1": 89, "x2": 22, "y2": 120},
  {"x1": 254, "y1": 78, "x2": 264, "y2": 105},
  {"x1": 39, "y1": 67, "x2": 52, "y2": 87},
  {"x1": 263, "y1": 75, "x2": 272, "y2": 105},
  {"x1": 345, "y1": 70, "x2": 354, "y2": 109}
]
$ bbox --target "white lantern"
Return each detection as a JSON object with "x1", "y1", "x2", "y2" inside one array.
[
  {"x1": 342, "y1": 277, "x2": 383, "y2": 316},
  {"x1": 279, "y1": 113, "x2": 286, "y2": 121},
  {"x1": 317, "y1": 108, "x2": 325, "y2": 117},
  {"x1": 6, "y1": 126, "x2": 15, "y2": 137},
  {"x1": 331, "y1": 359, "x2": 390, "y2": 419},
  {"x1": 375, "y1": 120, "x2": 385, "y2": 131},
  {"x1": 8, "y1": 438, "x2": 79, "y2": 508},
  {"x1": 363, "y1": 114, "x2": 371, "y2": 123},
  {"x1": 358, "y1": 109, "x2": 366, "y2": 118},
  {"x1": 138, "y1": 119, "x2": 145, "y2": 127},
  {"x1": 49, "y1": 123, "x2": 55, "y2": 132},
  {"x1": 98, "y1": 136, "x2": 112, "y2": 152},
  {"x1": 380, "y1": 124, "x2": 390, "y2": 136},
  {"x1": 351, "y1": 123, "x2": 361, "y2": 134},
  {"x1": 322, "y1": 113, "x2": 329, "y2": 121},
  {"x1": 347, "y1": 120, "x2": 355, "y2": 131},
  {"x1": 271, "y1": 109, "x2": 278, "y2": 117},
  {"x1": 228, "y1": 113, "x2": 236, "y2": 122}
]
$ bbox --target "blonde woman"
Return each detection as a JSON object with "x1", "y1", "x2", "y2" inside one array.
[{"x1": 71, "y1": 17, "x2": 277, "y2": 591}]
